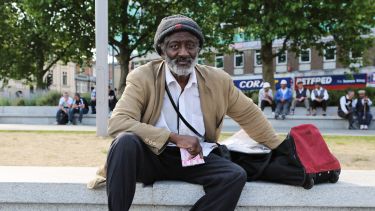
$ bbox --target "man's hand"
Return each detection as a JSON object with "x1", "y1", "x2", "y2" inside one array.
[{"x1": 169, "y1": 133, "x2": 202, "y2": 156}]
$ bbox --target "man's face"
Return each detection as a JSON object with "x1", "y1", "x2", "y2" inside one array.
[
  {"x1": 297, "y1": 83, "x2": 303, "y2": 89},
  {"x1": 63, "y1": 93, "x2": 69, "y2": 99},
  {"x1": 281, "y1": 84, "x2": 286, "y2": 89},
  {"x1": 348, "y1": 92, "x2": 355, "y2": 99},
  {"x1": 359, "y1": 93, "x2": 365, "y2": 98},
  {"x1": 161, "y1": 31, "x2": 199, "y2": 76},
  {"x1": 315, "y1": 84, "x2": 321, "y2": 89},
  {"x1": 264, "y1": 87, "x2": 269, "y2": 92}
]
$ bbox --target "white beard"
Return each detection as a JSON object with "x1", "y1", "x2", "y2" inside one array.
[{"x1": 165, "y1": 56, "x2": 198, "y2": 76}]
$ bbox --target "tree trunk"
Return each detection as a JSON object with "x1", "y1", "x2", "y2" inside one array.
[
  {"x1": 261, "y1": 40, "x2": 275, "y2": 91},
  {"x1": 116, "y1": 49, "x2": 131, "y2": 95},
  {"x1": 35, "y1": 58, "x2": 46, "y2": 90}
]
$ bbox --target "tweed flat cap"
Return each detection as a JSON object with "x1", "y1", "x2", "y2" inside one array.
[{"x1": 154, "y1": 15, "x2": 204, "y2": 55}]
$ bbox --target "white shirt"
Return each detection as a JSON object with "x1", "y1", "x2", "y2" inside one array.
[
  {"x1": 58, "y1": 97, "x2": 73, "y2": 108},
  {"x1": 339, "y1": 95, "x2": 352, "y2": 114},
  {"x1": 352, "y1": 98, "x2": 373, "y2": 108},
  {"x1": 154, "y1": 66, "x2": 205, "y2": 146},
  {"x1": 258, "y1": 88, "x2": 273, "y2": 106},
  {"x1": 311, "y1": 88, "x2": 329, "y2": 101}
]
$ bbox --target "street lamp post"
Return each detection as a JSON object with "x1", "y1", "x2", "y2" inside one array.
[{"x1": 95, "y1": 0, "x2": 109, "y2": 136}]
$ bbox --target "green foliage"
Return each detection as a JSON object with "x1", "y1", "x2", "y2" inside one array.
[
  {"x1": 34, "y1": 91, "x2": 61, "y2": 106},
  {"x1": 0, "y1": 0, "x2": 94, "y2": 89},
  {"x1": 0, "y1": 91, "x2": 61, "y2": 106}
]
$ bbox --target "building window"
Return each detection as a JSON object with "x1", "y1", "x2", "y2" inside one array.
[
  {"x1": 254, "y1": 50, "x2": 262, "y2": 66},
  {"x1": 198, "y1": 58, "x2": 205, "y2": 65},
  {"x1": 62, "y1": 72, "x2": 67, "y2": 86},
  {"x1": 350, "y1": 50, "x2": 363, "y2": 59},
  {"x1": 324, "y1": 46, "x2": 336, "y2": 61},
  {"x1": 234, "y1": 52, "x2": 244, "y2": 68},
  {"x1": 276, "y1": 50, "x2": 287, "y2": 65},
  {"x1": 215, "y1": 55, "x2": 224, "y2": 68},
  {"x1": 299, "y1": 49, "x2": 311, "y2": 63}
]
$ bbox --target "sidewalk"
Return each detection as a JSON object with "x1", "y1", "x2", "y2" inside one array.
[{"x1": 1, "y1": 123, "x2": 374, "y2": 136}]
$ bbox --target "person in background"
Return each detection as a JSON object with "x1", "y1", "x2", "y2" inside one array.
[
  {"x1": 258, "y1": 82, "x2": 275, "y2": 114},
  {"x1": 56, "y1": 92, "x2": 73, "y2": 124},
  {"x1": 109, "y1": 86, "x2": 118, "y2": 112},
  {"x1": 311, "y1": 82, "x2": 329, "y2": 116},
  {"x1": 69, "y1": 93, "x2": 89, "y2": 124},
  {"x1": 274, "y1": 80, "x2": 293, "y2": 120},
  {"x1": 338, "y1": 90, "x2": 355, "y2": 129},
  {"x1": 90, "y1": 86, "x2": 96, "y2": 114},
  {"x1": 291, "y1": 81, "x2": 310, "y2": 115},
  {"x1": 353, "y1": 90, "x2": 373, "y2": 130}
]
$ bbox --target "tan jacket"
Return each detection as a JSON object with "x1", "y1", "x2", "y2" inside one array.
[{"x1": 108, "y1": 59, "x2": 282, "y2": 154}]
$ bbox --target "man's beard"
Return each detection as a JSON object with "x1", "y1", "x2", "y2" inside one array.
[{"x1": 165, "y1": 56, "x2": 198, "y2": 76}]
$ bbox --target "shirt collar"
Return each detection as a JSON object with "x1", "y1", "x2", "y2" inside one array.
[{"x1": 165, "y1": 64, "x2": 197, "y2": 88}]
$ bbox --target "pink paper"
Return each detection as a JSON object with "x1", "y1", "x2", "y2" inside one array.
[{"x1": 180, "y1": 148, "x2": 205, "y2": 167}]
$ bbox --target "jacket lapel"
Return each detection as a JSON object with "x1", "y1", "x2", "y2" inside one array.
[
  {"x1": 196, "y1": 66, "x2": 216, "y2": 142},
  {"x1": 149, "y1": 60, "x2": 166, "y2": 125}
]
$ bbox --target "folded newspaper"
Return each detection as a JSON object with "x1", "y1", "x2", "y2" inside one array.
[{"x1": 220, "y1": 129, "x2": 271, "y2": 154}]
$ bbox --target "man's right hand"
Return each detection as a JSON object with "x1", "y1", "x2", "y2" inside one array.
[{"x1": 169, "y1": 133, "x2": 202, "y2": 156}]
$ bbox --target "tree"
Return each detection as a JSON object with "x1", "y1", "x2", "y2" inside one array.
[
  {"x1": 103, "y1": 0, "x2": 235, "y2": 94},
  {"x1": 0, "y1": 0, "x2": 94, "y2": 89},
  {"x1": 220, "y1": 0, "x2": 375, "y2": 90}
]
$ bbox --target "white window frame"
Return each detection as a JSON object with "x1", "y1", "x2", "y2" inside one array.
[
  {"x1": 234, "y1": 52, "x2": 244, "y2": 68},
  {"x1": 198, "y1": 58, "x2": 205, "y2": 65},
  {"x1": 323, "y1": 46, "x2": 336, "y2": 62},
  {"x1": 62, "y1": 72, "x2": 68, "y2": 86},
  {"x1": 254, "y1": 50, "x2": 262, "y2": 66},
  {"x1": 276, "y1": 49, "x2": 287, "y2": 65},
  {"x1": 215, "y1": 55, "x2": 224, "y2": 68},
  {"x1": 299, "y1": 48, "x2": 311, "y2": 63}
]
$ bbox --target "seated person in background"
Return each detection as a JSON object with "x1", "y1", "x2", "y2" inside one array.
[
  {"x1": 337, "y1": 90, "x2": 355, "y2": 129},
  {"x1": 69, "y1": 93, "x2": 89, "y2": 124},
  {"x1": 56, "y1": 92, "x2": 73, "y2": 124},
  {"x1": 258, "y1": 82, "x2": 275, "y2": 114},
  {"x1": 311, "y1": 82, "x2": 329, "y2": 116},
  {"x1": 109, "y1": 87, "x2": 118, "y2": 112},
  {"x1": 353, "y1": 90, "x2": 373, "y2": 130},
  {"x1": 275, "y1": 80, "x2": 292, "y2": 120},
  {"x1": 291, "y1": 81, "x2": 310, "y2": 115}
]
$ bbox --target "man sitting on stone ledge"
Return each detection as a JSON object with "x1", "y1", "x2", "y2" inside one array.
[{"x1": 106, "y1": 15, "x2": 282, "y2": 211}]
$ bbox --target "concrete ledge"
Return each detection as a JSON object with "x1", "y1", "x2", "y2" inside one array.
[{"x1": 0, "y1": 167, "x2": 374, "y2": 210}]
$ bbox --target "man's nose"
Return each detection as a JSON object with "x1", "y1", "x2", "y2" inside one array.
[{"x1": 178, "y1": 45, "x2": 189, "y2": 57}]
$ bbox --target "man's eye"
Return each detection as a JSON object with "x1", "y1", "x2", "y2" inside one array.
[
  {"x1": 169, "y1": 44, "x2": 179, "y2": 49},
  {"x1": 186, "y1": 43, "x2": 197, "y2": 49}
]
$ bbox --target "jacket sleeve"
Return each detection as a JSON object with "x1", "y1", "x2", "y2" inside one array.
[
  {"x1": 108, "y1": 72, "x2": 171, "y2": 154},
  {"x1": 226, "y1": 77, "x2": 282, "y2": 149}
]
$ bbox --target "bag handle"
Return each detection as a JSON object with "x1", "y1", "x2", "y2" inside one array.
[{"x1": 164, "y1": 81, "x2": 204, "y2": 139}]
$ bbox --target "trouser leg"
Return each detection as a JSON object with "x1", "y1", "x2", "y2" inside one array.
[
  {"x1": 275, "y1": 103, "x2": 282, "y2": 115},
  {"x1": 304, "y1": 99, "x2": 310, "y2": 111},
  {"x1": 180, "y1": 153, "x2": 247, "y2": 211},
  {"x1": 260, "y1": 100, "x2": 267, "y2": 111},
  {"x1": 68, "y1": 109, "x2": 74, "y2": 122},
  {"x1": 366, "y1": 112, "x2": 373, "y2": 126},
  {"x1": 79, "y1": 108, "x2": 83, "y2": 122},
  {"x1": 56, "y1": 110, "x2": 62, "y2": 122},
  {"x1": 321, "y1": 100, "x2": 327, "y2": 112},
  {"x1": 106, "y1": 133, "x2": 164, "y2": 211},
  {"x1": 271, "y1": 101, "x2": 276, "y2": 112},
  {"x1": 282, "y1": 102, "x2": 290, "y2": 115},
  {"x1": 291, "y1": 99, "x2": 297, "y2": 110}
]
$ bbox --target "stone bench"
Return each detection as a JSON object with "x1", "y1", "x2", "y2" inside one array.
[
  {"x1": 0, "y1": 106, "x2": 374, "y2": 131},
  {"x1": 0, "y1": 166, "x2": 374, "y2": 210}
]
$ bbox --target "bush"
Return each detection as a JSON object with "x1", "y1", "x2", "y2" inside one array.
[
  {"x1": 35, "y1": 91, "x2": 61, "y2": 106},
  {"x1": 0, "y1": 98, "x2": 11, "y2": 106}
]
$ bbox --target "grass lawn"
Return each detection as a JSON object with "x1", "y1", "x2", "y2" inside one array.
[{"x1": 0, "y1": 131, "x2": 374, "y2": 169}]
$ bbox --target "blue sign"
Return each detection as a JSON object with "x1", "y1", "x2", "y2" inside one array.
[
  {"x1": 295, "y1": 73, "x2": 367, "y2": 90},
  {"x1": 234, "y1": 77, "x2": 293, "y2": 91}
]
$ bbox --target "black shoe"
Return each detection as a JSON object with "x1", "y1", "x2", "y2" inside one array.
[
  {"x1": 275, "y1": 114, "x2": 279, "y2": 120},
  {"x1": 281, "y1": 115, "x2": 286, "y2": 120}
]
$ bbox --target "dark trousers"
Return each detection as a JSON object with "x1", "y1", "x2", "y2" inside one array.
[
  {"x1": 311, "y1": 100, "x2": 327, "y2": 111},
  {"x1": 91, "y1": 100, "x2": 96, "y2": 114},
  {"x1": 68, "y1": 108, "x2": 89, "y2": 123},
  {"x1": 357, "y1": 111, "x2": 373, "y2": 126},
  {"x1": 106, "y1": 133, "x2": 247, "y2": 211},
  {"x1": 338, "y1": 110, "x2": 354, "y2": 127},
  {"x1": 261, "y1": 100, "x2": 275, "y2": 112}
]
